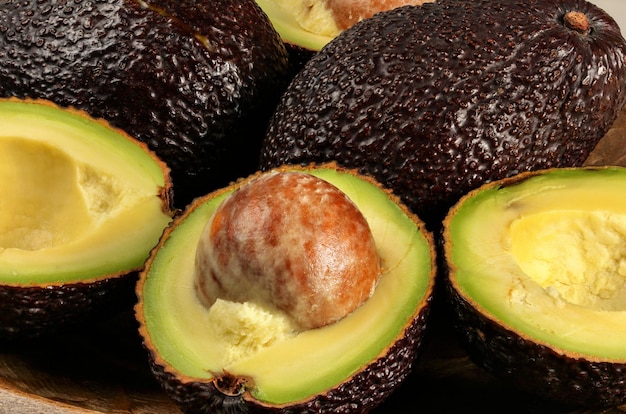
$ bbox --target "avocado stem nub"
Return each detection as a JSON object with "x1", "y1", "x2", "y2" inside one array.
[
  {"x1": 564, "y1": 11, "x2": 591, "y2": 35},
  {"x1": 213, "y1": 371, "x2": 249, "y2": 397}
]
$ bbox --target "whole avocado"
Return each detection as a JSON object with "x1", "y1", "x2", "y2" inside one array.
[
  {"x1": 0, "y1": 0, "x2": 291, "y2": 207},
  {"x1": 259, "y1": 0, "x2": 626, "y2": 229}
]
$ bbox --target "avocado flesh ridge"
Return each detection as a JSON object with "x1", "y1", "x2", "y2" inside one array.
[
  {"x1": 0, "y1": 101, "x2": 171, "y2": 284},
  {"x1": 255, "y1": 0, "x2": 333, "y2": 51},
  {"x1": 204, "y1": 299, "x2": 299, "y2": 367},
  {"x1": 268, "y1": 0, "x2": 341, "y2": 37},
  {"x1": 142, "y1": 168, "x2": 432, "y2": 404},
  {"x1": 450, "y1": 168, "x2": 626, "y2": 360}
]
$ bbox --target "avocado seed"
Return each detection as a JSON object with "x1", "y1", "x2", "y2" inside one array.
[{"x1": 194, "y1": 171, "x2": 381, "y2": 330}]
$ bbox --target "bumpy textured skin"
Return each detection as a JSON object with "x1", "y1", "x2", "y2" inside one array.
[
  {"x1": 0, "y1": 274, "x2": 137, "y2": 341},
  {"x1": 445, "y1": 277, "x2": 626, "y2": 407},
  {"x1": 0, "y1": 0, "x2": 290, "y2": 207},
  {"x1": 260, "y1": 0, "x2": 626, "y2": 229},
  {"x1": 144, "y1": 296, "x2": 432, "y2": 414}
]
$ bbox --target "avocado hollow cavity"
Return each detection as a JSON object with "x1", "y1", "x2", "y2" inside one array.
[
  {"x1": 510, "y1": 211, "x2": 626, "y2": 311},
  {"x1": 136, "y1": 163, "x2": 436, "y2": 410},
  {"x1": 0, "y1": 138, "x2": 131, "y2": 251}
]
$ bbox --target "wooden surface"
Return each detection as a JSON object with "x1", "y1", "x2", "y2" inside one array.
[{"x1": 1, "y1": 107, "x2": 626, "y2": 414}]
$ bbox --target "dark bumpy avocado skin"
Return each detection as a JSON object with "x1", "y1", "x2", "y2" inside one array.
[
  {"x1": 446, "y1": 281, "x2": 626, "y2": 407},
  {"x1": 260, "y1": 0, "x2": 626, "y2": 229},
  {"x1": 145, "y1": 297, "x2": 432, "y2": 414},
  {"x1": 0, "y1": 275, "x2": 137, "y2": 341},
  {"x1": 0, "y1": 0, "x2": 290, "y2": 207}
]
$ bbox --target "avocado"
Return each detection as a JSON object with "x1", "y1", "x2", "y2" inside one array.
[
  {"x1": 135, "y1": 163, "x2": 436, "y2": 413},
  {"x1": 0, "y1": 0, "x2": 290, "y2": 208},
  {"x1": 255, "y1": 0, "x2": 335, "y2": 54},
  {"x1": 0, "y1": 98, "x2": 173, "y2": 341},
  {"x1": 443, "y1": 166, "x2": 626, "y2": 407},
  {"x1": 259, "y1": 0, "x2": 626, "y2": 230},
  {"x1": 254, "y1": 0, "x2": 432, "y2": 74}
]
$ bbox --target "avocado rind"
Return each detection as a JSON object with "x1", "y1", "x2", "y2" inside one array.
[
  {"x1": 259, "y1": 0, "x2": 626, "y2": 230},
  {"x1": 136, "y1": 163, "x2": 436, "y2": 413},
  {"x1": 443, "y1": 167, "x2": 626, "y2": 407},
  {"x1": 0, "y1": 275, "x2": 138, "y2": 341},
  {"x1": 447, "y1": 282, "x2": 626, "y2": 407},
  {"x1": 0, "y1": 0, "x2": 290, "y2": 208}
]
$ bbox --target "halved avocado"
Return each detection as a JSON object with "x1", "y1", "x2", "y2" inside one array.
[
  {"x1": 443, "y1": 166, "x2": 626, "y2": 407},
  {"x1": 136, "y1": 163, "x2": 436, "y2": 413},
  {"x1": 0, "y1": 99, "x2": 173, "y2": 340}
]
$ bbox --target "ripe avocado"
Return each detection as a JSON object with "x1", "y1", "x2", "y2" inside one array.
[
  {"x1": 0, "y1": 99, "x2": 173, "y2": 340},
  {"x1": 135, "y1": 163, "x2": 436, "y2": 413},
  {"x1": 254, "y1": 0, "x2": 432, "y2": 73},
  {"x1": 0, "y1": 0, "x2": 290, "y2": 208},
  {"x1": 443, "y1": 166, "x2": 626, "y2": 407},
  {"x1": 259, "y1": 0, "x2": 626, "y2": 230}
]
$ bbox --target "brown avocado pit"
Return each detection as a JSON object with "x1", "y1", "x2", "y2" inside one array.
[
  {"x1": 0, "y1": 98, "x2": 173, "y2": 341},
  {"x1": 136, "y1": 163, "x2": 436, "y2": 413},
  {"x1": 195, "y1": 171, "x2": 381, "y2": 330}
]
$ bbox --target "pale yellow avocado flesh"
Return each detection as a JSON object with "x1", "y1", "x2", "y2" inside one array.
[
  {"x1": 447, "y1": 167, "x2": 626, "y2": 361},
  {"x1": 141, "y1": 167, "x2": 433, "y2": 405},
  {"x1": 255, "y1": 0, "x2": 335, "y2": 51},
  {"x1": 0, "y1": 100, "x2": 171, "y2": 284}
]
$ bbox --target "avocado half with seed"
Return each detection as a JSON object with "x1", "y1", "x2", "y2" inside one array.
[
  {"x1": 0, "y1": 0, "x2": 291, "y2": 208},
  {"x1": 260, "y1": 0, "x2": 626, "y2": 230},
  {"x1": 135, "y1": 163, "x2": 436, "y2": 413},
  {"x1": 0, "y1": 99, "x2": 173, "y2": 340},
  {"x1": 444, "y1": 166, "x2": 626, "y2": 407}
]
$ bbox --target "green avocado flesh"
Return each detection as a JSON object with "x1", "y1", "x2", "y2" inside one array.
[
  {"x1": 255, "y1": 0, "x2": 333, "y2": 51},
  {"x1": 446, "y1": 167, "x2": 626, "y2": 360},
  {"x1": 140, "y1": 166, "x2": 433, "y2": 404},
  {"x1": 0, "y1": 100, "x2": 171, "y2": 284}
]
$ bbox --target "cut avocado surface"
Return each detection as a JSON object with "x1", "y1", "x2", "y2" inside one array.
[
  {"x1": 0, "y1": 99, "x2": 172, "y2": 285},
  {"x1": 444, "y1": 166, "x2": 626, "y2": 405},
  {"x1": 137, "y1": 163, "x2": 435, "y2": 410},
  {"x1": 255, "y1": 0, "x2": 334, "y2": 51}
]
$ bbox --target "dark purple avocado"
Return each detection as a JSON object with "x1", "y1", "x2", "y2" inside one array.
[{"x1": 259, "y1": 0, "x2": 626, "y2": 229}]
